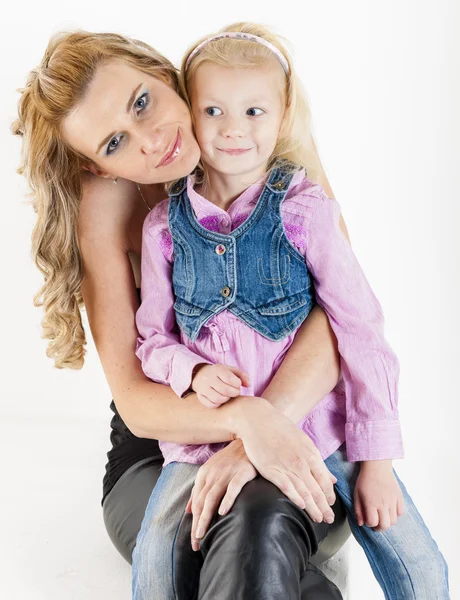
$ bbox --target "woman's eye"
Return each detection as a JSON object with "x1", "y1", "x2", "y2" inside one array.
[
  {"x1": 134, "y1": 92, "x2": 150, "y2": 114},
  {"x1": 206, "y1": 107, "x2": 223, "y2": 116},
  {"x1": 106, "y1": 135, "x2": 123, "y2": 155},
  {"x1": 247, "y1": 107, "x2": 264, "y2": 116}
]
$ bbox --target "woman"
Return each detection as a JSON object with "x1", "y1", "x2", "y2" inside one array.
[{"x1": 14, "y1": 31, "x2": 351, "y2": 597}]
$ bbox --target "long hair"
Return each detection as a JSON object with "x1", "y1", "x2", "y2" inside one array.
[
  {"x1": 12, "y1": 31, "x2": 180, "y2": 369},
  {"x1": 180, "y1": 22, "x2": 321, "y2": 186}
]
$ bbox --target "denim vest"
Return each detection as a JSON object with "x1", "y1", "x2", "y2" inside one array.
[{"x1": 168, "y1": 164, "x2": 315, "y2": 342}]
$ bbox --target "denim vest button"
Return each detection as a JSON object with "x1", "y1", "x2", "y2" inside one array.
[
  {"x1": 221, "y1": 286, "x2": 231, "y2": 298},
  {"x1": 215, "y1": 244, "x2": 226, "y2": 255}
]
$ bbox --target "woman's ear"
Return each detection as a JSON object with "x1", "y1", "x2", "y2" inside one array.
[{"x1": 82, "y1": 164, "x2": 112, "y2": 178}]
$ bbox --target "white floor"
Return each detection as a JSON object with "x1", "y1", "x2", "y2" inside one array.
[{"x1": 1, "y1": 417, "x2": 131, "y2": 600}]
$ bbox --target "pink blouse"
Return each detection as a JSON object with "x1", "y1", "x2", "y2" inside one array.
[{"x1": 135, "y1": 170, "x2": 404, "y2": 466}]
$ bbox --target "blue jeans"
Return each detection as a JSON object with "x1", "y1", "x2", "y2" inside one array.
[
  {"x1": 325, "y1": 444, "x2": 450, "y2": 599},
  {"x1": 132, "y1": 462, "x2": 198, "y2": 600}
]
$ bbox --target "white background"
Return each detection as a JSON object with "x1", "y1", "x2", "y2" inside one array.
[{"x1": 1, "y1": 1, "x2": 459, "y2": 598}]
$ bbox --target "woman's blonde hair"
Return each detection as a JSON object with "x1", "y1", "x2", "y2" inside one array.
[
  {"x1": 180, "y1": 22, "x2": 321, "y2": 185},
  {"x1": 12, "y1": 31, "x2": 180, "y2": 369}
]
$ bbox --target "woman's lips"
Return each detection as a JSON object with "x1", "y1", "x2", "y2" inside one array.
[
  {"x1": 157, "y1": 129, "x2": 181, "y2": 167},
  {"x1": 217, "y1": 147, "x2": 252, "y2": 156}
]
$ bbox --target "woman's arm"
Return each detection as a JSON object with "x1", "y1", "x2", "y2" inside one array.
[{"x1": 79, "y1": 175, "x2": 237, "y2": 443}]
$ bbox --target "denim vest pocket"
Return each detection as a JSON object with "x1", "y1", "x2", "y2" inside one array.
[
  {"x1": 257, "y1": 255, "x2": 290, "y2": 286},
  {"x1": 173, "y1": 297, "x2": 206, "y2": 340},
  {"x1": 174, "y1": 297, "x2": 204, "y2": 316},
  {"x1": 256, "y1": 293, "x2": 310, "y2": 316}
]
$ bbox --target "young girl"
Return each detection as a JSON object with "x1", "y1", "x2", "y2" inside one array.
[{"x1": 134, "y1": 22, "x2": 449, "y2": 599}]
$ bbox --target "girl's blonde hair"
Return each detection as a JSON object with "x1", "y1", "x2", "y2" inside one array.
[
  {"x1": 12, "y1": 31, "x2": 180, "y2": 369},
  {"x1": 180, "y1": 22, "x2": 321, "y2": 184}
]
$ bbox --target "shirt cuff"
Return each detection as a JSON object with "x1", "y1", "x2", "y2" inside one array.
[
  {"x1": 345, "y1": 420, "x2": 404, "y2": 462},
  {"x1": 170, "y1": 351, "x2": 212, "y2": 398}
]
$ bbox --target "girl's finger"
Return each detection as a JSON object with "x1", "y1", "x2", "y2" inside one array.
[
  {"x1": 397, "y1": 495, "x2": 405, "y2": 517},
  {"x1": 364, "y1": 505, "x2": 379, "y2": 528},
  {"x1": 375, "y1": 507, "x2": 391, "y2": 532},
  {"x1": 354, "y1": 494, "x2": 364, "y2": 527},
  {"x1": 197, "y1": 393, "x2": 221, "y2": 409},
  {"x1": 214, "y1": 379, "x2": 241, "y2": 398},
  {"x1": 389, "y1": 502, "x2": 398, "y2": 526},
  {"x1": 207, "y1": 386, "x2": 232, "y2": 403},
  {"x1": 225, "y1": 365, "x2": 251, "y2": 387},
  {"x1": 185, "y1": 495, "x2": 193, "y2": 514},
  {"x1": 216, "y1": 366, "x2": 244, "y2": 389}
]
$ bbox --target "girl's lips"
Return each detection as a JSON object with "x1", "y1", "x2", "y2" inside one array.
[
  {"x1": 157, "y1": 129, "x2": 181, "y2": 167},
  {"x1": 217, "y1": 148, "x2": 252, "y2": 156}
]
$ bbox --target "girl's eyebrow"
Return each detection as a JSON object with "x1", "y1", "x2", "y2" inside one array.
[
  {"x1": 196, "y1": 94, "x2": 269, "y2": 105},
  {"x1": 95, "y1": 83, "x2": 143, "y2": 154}
]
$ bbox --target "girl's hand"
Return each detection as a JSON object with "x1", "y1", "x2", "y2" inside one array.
[
  {"x1": 185, "y1": 439, "x2": 257, "y2": 551},
  {"x1": 354, "y1": 460, "x2": 405, "y2": 532},
  {"x1": 232, "y1": 397, "x2": 338, "y2": 525},
  {"x1": 191, "y1": 364, "x2": 250, "y2": 408}
]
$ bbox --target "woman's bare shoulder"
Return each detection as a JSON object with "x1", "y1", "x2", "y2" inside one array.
[{"x1": 79, "y1": 174, "x2": 139, "y2": 247}]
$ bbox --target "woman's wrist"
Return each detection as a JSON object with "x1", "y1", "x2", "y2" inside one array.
[{"x1": 226, "y1": 395, "x2": 277, "y2": 439}]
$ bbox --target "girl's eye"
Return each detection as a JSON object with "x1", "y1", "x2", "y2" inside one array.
[
  {"x1": 206, "y1": 107, "x2": 223, "y2": 116},
  {"x1": 247, "y1": 107, "x2": 264, "y2": 116},
  {"x1": 134, "y1": 92, "x2": 150, "y2": 114},
  {"x1": 106, "y1": 134, "x2": 123, "y2": 155}
]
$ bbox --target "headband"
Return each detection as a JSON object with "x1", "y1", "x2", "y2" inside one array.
[{"x1": 185, "y1": 32, "x2": 290, "y2": 75}]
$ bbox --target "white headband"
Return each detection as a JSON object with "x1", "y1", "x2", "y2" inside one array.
[{"x1": 185, "y1": 32, "x2": 290, "y2": 75}]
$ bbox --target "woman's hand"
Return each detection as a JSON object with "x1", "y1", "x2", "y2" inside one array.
[
  {"x1": 232, "y1": 396, "x2": 338, "y2": 524},
  {"x1": 185, "y1": 439, "x2": 257, "y2": 551}
]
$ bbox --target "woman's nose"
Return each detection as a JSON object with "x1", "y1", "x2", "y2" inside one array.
[{"x1": 138, "y1": 126, "x2": 167, "y2": 155}]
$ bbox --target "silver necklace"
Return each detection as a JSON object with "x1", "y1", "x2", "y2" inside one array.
[{"x1": 137, "y1": 183, "x2": 151, "y2": 211}]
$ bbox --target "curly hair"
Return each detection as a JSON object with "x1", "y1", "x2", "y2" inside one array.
[{"x1": 12, "y1": 31, "x2": 180, "y2": 368}]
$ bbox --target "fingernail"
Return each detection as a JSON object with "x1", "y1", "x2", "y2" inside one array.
[
  {"x1": 326, "y1": 516, "x2": 335, "y2": 524},
  {"x1": 196, "y1": 528, "x2": 203, "y2": 539},
  {"x1": 192, "y1": 541, "x2": 199, "y2": 551},
  {"x1": 219, "y1": 506, "x2": 227, "y2": 516}
]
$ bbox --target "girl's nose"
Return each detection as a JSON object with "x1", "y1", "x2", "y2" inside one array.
[{"x1": 221, "y1": 117, "x2": 246, "y2": 139}]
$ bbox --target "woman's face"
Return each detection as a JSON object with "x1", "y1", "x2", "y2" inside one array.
[{"x1": 61, "y1": 61, "x2": 201, "y2": 184}]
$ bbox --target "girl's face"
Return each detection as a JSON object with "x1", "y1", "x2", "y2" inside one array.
[
  {"x1": 190, "y1": 60, "x2": 286, "y2": 181},
  {"x1": 62, "y1": 61, "x2": 201, "y2": 184}
]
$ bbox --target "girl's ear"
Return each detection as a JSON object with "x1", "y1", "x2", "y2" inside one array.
[{"x1": 82, "y1": 164, "x2": 111, "y2": 178}]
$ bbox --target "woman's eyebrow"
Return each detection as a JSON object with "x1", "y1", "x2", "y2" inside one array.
[{"x1": 95, "y1": 83, "x2": 143, "y2": 154}]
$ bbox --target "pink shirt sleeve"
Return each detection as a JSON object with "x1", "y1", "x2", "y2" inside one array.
[
  {"x1": 305, "y1": 193, "x2": 404, "y2": 462},
  {"x1": 135, "y1": 206, "x2": 211, "y2": 398}
]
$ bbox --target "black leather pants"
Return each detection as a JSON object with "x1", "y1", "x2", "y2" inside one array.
[
  {"x1": 103, "y1": 458, "x2": 343, "y2": 599},
  {"x1": 174, "y1": 477, "x2": 343, "y2": 600}
]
